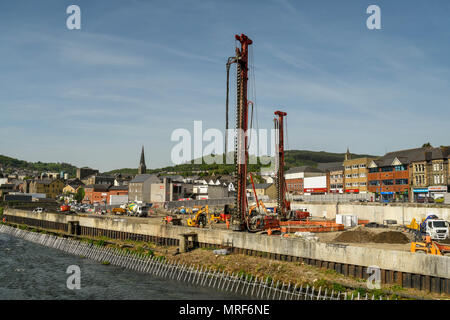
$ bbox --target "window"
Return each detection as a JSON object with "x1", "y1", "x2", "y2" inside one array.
[
  {"x1": 359, "y1": 164, "x2": 366, "y2": 168},
  {"x1": 382, "y1": 179, "x2": 393, "y2": 185},
  {"x1": 381, "y1": 167, "x2": 393, "y2": 172},
  {"x1": 369, "y1": 180, "x2": 380, "y2": 186},
  {"x1": 360, "y1": 182, "x2": 366, "y2": 186},
  {"x1": 353, "y1": 183, "x2": 359, "y2": 187},
  {"x1": 346, "y1": 183, "x2": 352, "y2": 187},
  {"x1": 352, "y1": 165, "x2": 358, "y2": 169},
  {"x1": 369, "y1": 168, "x2": 378, "y2": 173},
  {"x1": 346, "y1": 174, "x2": 351, "y2": 178},
  {"x1": 395, "y1": 179, "x2": 408, "y2": 185},
  {"x1": 360, "y1": 173, "x2": 366, "y2": 178},
  {"x1": 353, "y1": 173, "x2": 358, "y2": 178},
  {"x1": 394, "y1": 165, "x2": 406, "y2": 171}
]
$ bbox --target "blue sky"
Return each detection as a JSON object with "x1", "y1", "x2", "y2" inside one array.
[{"x1": 1, "y1": 0, "x2": 449, "y2": 172}]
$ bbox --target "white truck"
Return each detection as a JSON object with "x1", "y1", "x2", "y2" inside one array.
[{"x1": 422, "y1": 219, "x2": 449, "y2": 241}]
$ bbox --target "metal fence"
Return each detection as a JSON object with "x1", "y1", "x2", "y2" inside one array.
[
  {"x1": 292, "y1": 193, "x2": 372, "y2": 203},
  {"x1": 0, "y1": 224, "x2": 388, "y2": 300}
]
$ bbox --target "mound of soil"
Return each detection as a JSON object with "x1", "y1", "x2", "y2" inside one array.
[
  {"x1": 334, "y1": 230, "x2": 374, "y2": 243},
  {"x1": 372, "y1": 231, "x2": 409, "y2": 244}
]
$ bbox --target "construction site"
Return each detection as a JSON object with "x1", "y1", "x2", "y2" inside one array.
[{"x1": 1, "y1": 33, "x2": 449, "y2": 299}]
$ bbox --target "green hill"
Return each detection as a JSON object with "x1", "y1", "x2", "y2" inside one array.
[
  {"x1": 0, "y1": 155, "x2": 77, "y2": 176},
  {"x1": 107, "y1": 150, "x2": 377, "y2": 176}
]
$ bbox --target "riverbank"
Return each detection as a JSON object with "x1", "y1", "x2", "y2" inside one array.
[{"x1": 2, "y1": 220, "x2": 448, "y2": 300}]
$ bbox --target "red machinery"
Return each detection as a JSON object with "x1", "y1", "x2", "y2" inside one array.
[
  {"x1": 225, "y1": 34, "x2": 253, "y2": 231},
  {"x1": 60, "y1": 205, "x2": 71, "y2": 212},
  {"x1": 274, "y1": 110, "x2": 310, "y2": 221}
]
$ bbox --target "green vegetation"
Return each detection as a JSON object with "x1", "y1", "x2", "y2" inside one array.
[
  {"x1": 106, "y1": 150, "x2": 377, "y2": 176},
  {"x1": 0, "y1": 154, "x2": 77, "y2": 176},
  {"x1": 74, "y1": 187, "x2": 85, "y2": 203}
]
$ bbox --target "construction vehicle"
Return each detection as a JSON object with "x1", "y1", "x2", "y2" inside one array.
[
  {"x1": 59, "y1": 205, "x2": 71, "y2": 212},
  {"x1": 187, "y1": 205, "x2": 209, "y2": 228},
  {"x1": 410, "y1": 236, "x2": 450, "y2": 256},
  {"x1": 127, "y1": 202, "x2": 150, "y2": 217},
  {"x1": 407, "y1": 215, "x2": 449, "y2": 241},
  {"x1": 111, "y1": 207, "x2": 126, "y2": 215},
  {"x1": 163, "y1": 215, "x2": 182, "y2": 226}
]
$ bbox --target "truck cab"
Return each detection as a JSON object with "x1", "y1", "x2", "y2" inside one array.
[{"x1": 423, "y1": 220, "x2": 449, "y2": 241}]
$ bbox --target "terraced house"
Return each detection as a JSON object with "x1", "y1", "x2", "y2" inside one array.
[
  {"x1": 368, "y1": 146, "x2": 450, "y2": 202},
  {"x1": 367, "y1": 150, "x2": 412, "y2": 202},
  {"x1": 410, "y1": 146, "x2": 450, "y2": 202}
]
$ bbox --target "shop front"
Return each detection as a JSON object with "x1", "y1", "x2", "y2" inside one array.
[
  {"x1": 381, "y1": 191, "x2": 394, "y2": 202},
  {"x1": 428, "y1": 186, "x2": 448, "y2": 202},
  {"x1": 413, "y1": 188, "x2": 429, "y2": 202},
  {"x1": 304, "y1": 188, "x2": 327, "y2": 195}
]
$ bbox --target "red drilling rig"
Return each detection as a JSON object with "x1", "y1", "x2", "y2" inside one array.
[
  {"x1": 226, "y1": 34, "x2": 279, "y2": 232},
  {"x1": 274, "y1": 110, "x2": 310, "y2": 221},
  {"x1": 274, "y1": 110, "x2": 289, "y2": 219}
]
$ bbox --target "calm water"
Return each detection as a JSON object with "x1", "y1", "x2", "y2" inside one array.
[{"x1": 0, "y1": 233, "x2": 246, "y2": 300}]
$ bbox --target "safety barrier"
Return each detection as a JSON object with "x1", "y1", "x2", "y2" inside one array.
[{"x1": 0, "y1": 224, "x2": 388, "y2": 300}]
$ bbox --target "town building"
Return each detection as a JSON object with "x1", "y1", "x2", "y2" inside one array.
[
  {"x1": 81, "y1": 174, "x2": 115, "y2": 186},
  {"x1": 128, "y1": 174, "x2": 161, "y2": 203},
  {"x1": 367, "y1": 150, "x2": 412, "y2": 202},
  {"x1": 343, "y1": 149, "x2": 374, "y2": 194},
  {"x1": 246, "y1": 183, "x2": 277, "y2": 200},
  {"x1": 409, "y1": 146, "x2": 450, "y2": 201},
  {"x1": 76, "y1": 167, "x2": 99, "y2": 180},
  {"x1": 83, "y1": 184, "x2": 110, "y2": 204},
  {"x1": 284, "y1": 166, "x2": 325, "y2": 195},
  {"x1": 317, "y1": 162, "x2": 344, "y2": 194},
  {"x1": 29, "y1": 178, "x2": 65, "y2": 199}
]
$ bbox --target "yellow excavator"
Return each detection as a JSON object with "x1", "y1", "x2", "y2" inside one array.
[
  {"x1": 410, "y1": 236, "x2": 450, "y2": 256},
  {"x1": 187, "y1": 205, "x2": 209, "y2": 228}
]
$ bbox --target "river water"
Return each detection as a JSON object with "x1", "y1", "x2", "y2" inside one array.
[{"x1": 0, "y1": 233, "x2": 245, "y2": 300}]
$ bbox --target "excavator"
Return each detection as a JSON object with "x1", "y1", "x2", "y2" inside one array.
[
  {"x1": 186, "y1": 205, "x2": 209, "y2": 228},
  {"x1": 410, "y1": 236, "x2": 450, "y2": 256}
]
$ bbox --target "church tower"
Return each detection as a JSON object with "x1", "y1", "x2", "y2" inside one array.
[
  {"x1": 138, "y1": 146, "x2": 147, "y2": 174},
  {"x1": 345, "y1": 147, "x2": 351, "y2": 161}
]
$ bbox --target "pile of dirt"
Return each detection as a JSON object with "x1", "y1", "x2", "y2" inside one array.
[
  {"x1": 334, "y1": 229, "x2": 374, "y2": 243},
  {"x1": 372, "y1": 231, "x2": 409, "y2": 244},
  {"x1": 334, "y1": 227, "x2": 410, "y2": 244}
]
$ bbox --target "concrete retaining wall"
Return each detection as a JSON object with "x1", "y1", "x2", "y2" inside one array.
[
  {"x1": 290, "y1": 202, "x2": 450, "y2": 225},
  {"x1": 4, "y1": 208, "x2": 449, "y2": 280}
]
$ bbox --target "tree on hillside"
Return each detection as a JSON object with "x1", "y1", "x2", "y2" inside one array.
[
  {"x1": 422, "y1": 142, "x2": 432, "y2": 148},
  {"x1": 74, "y1": 187, "x2": 85, "y2": 203}
]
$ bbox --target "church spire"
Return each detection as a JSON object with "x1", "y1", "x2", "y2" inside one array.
[
  {"x1": 138, "y1": 146, "x2": 147, "y2": 174},
  {"x1": 345, "y1": 147, "x2": 351, "y2": 161}
]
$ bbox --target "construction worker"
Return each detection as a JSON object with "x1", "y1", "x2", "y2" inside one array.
[{"x1": 226, "y1": 218, "x2": 230, "y2": 230}]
